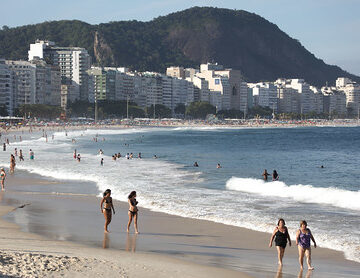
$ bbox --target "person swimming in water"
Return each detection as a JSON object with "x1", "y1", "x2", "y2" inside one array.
[
  {"x1": 127, "y1": 191, "x2": 139, "y2": 234},
  {"x1": 194, "y1": 161, "x2": 199, "y2": 167},
  {"x1": 100, "y1": 189, "x2": 115, "y2": 233},
  {"x1": 262, "y1": 169, "x2": 270, "y2": 181},
  {"x1": 217, "y1": 163, "x2": 222, "y2": 169},
  {"x1": 272, "y1": 170, "x2": 279, "y2": 181}
]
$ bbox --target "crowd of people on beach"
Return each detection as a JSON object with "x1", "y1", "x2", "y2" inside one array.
[{"x1": 0, "y1": 127, "x2": 320, "y2": 274}]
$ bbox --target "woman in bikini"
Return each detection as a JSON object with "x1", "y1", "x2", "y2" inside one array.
[
  {"x1": 269, "y1": 218, "x2": 291, "y2": 266},
  {"x1": 296, "y1": 220, "x2": 316, "y2": 270},
  {"x1": 10, "y1": 154, "x2": 16, "y2": 174},
  {"x1": 0, "y1": 168, "x2": 6, "y2": 191},
  {"x1": 100, "y1": 189, "x2": 115, "y2": 233},
  {"x1": 127, "y1": 191, "x2": 139, "y2": 234}
]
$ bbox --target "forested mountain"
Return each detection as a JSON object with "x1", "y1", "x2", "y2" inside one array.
[{"x1": 0, "y1": 7, "x2": 358, "y2": 86}]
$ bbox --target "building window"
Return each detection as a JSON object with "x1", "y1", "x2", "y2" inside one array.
[{"x1": 215, "y1": 79, "x2": 220, "y2": 85}]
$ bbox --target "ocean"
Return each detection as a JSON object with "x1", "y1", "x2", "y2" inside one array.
[{"x1": 2, "y1": 126, "x2": 359, "y2": 263}]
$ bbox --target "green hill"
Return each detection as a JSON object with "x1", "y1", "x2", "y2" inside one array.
[{"x1": 0, "y1": 7, "x2": 358, "y2": 86}]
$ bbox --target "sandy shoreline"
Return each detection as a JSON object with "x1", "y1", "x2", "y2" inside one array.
[
  {"x1": 0, "y1": 171, "x2": 359, "y2": 278},
  {"x1": 0, "y1": 175, "x2": 249, "y2": 278}
]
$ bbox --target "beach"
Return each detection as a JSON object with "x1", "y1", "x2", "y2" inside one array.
[
  {"x1": 0, "y1": 125, "x2": 359, "y2": 277},
  {"x1": 0, "y1": 171, "x2": 358, "y2": 278}
]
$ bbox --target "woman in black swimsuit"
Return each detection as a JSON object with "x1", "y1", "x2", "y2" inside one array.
[
  {"x1": 269, "y1": 218, "x2": 291, "y2": 266},
  {"x1": 127, "y1": 191, "x2": 139, "y2": 234},
  {"x1": 100, "y1": 189, "x2": 115, "y2": 233}
]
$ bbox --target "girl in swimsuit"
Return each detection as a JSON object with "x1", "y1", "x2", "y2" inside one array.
[
  {"x1": 296, "y1": 220, "x2": 316, "y2": 270},
  {"x1": 127, "y1": 191, "x2": 139, "y2": 234},
  {"x1": 0, "y1": 168, "x2": 6, "y2": 191},
  {"x1": 100, "y1": 189, "x2": 115, "y2": 233},
  {"x1": 269, "y1": 218, "x2": 291, "y2": 266}
]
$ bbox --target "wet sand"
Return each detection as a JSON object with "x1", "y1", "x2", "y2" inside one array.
[{"x1": 0, "y1": 172, "x2": 359, "y2": 278}]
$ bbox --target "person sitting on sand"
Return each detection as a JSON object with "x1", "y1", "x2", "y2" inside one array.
[
  {"x1": 269, "y1": 218, "x2": 291, "y2": 266},
  {"x1": 1, "y1": 168, "x2": 6, "y2": 190},
  {"x1": 296, "y1": 220, "x2": 316, "y2": 270},
  {"x1": 262, "y1": 169, "x2": 270, "y2": 181},
  {"x1": 272, "y1": 170, "x2": 279, "y2": 181},
  {"x1": 127, "y1": 191, "x2": 139, "y2": 234},
  {"x1": 100, "y1": 189, "x2": 115, "y2": 233}
]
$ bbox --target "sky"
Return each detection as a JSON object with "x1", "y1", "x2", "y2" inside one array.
[{"x1": 1, "y1": 0, "x2": 359, "y2": 75}]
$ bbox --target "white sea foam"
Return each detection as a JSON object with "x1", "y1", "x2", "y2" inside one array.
[{"x1": 226, "y1": 177, "x2": 360, "y2": 211}]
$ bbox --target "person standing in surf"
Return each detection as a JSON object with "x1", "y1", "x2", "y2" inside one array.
[
  {"x1": 10, "y1": 154, "x2": 16, "y2": 173},
  {"x1": 262, "y1": 169, "x2": 270, "y2": 181},
  {"x1": 269, "y1": 218, "x2": 291, "y2": 266},
  {"x1": 1, "y1": 168, "x2": 6, "y2": 190},
  {"x1": 127, "y1": 191, "x2": 139, "y2": 234},
  {"x1": 296, "y1": 220, "x2": 316, "y2": 270},
  {"x1": 272, "y1": 170, "x2": 279, "y2": 181},
  {"x1": 29, "y1": 149, "x2": 34, "y2": 160},
  {"x1": 100, "y1": 189, "x2": 115, "y2": 233}
]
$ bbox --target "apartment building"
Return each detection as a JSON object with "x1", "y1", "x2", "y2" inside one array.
[{"x1": 0, "y1": 59, "x2": 13, "y2": 115}]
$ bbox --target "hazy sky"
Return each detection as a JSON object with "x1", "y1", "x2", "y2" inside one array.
[{"x1": 1, "y1": 0, "x2": 359, "y2": 75}]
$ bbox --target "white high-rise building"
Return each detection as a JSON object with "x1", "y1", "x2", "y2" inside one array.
[
  {"x1": 310, "y1": 86, "x2": 324, "y2": 114},
  {"x1": 336, "y1": 77, "x2": 352, "y2": 88},
  {"x1": 275, "y1": 79, "x2": 300, "y2": 113},
  {"x1": 6, "y1": 60, "x2": 36, "y2": 108},
  {"x1": 322, "y1": 86, "x2": 347, "y2": 116},
  {"x1": 250, "y1": 82, "x2": 278, "y2": 112},
  {"x1": 0, "y1": 59, "x2": 13, "y2": 115},
  {"x1": 28, "y1": 40, "x2": 91, "y2": 102},
  {"x1": 336, "y1": 78, "x2": 360, "y2": 115},
  {"x1": 196, "y1": 63, "x2": 247, "y2": 112}
]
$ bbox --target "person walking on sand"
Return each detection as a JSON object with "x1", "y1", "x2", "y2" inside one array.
[
  {"x1": 272, "y1": 170, "x2": 279, "y2": 181},
  {"x1": 262, "y1": 169, "x2": 270, "y2": 181},
  {"x1": 1, "y1": 168, "x2": 6, "y2": 191},
  {"x1": 127, "y1": 191, "x2": 139, "y2": 234},
  {"x1": 100, "y1": 189, "x2": 115, "y2": 233},
  {"x1": 296, "y1": 220, "x2": 316, "y2": 270},
  {"x1": 269, "y1": 218, "x2": 291, "y2": 266}
]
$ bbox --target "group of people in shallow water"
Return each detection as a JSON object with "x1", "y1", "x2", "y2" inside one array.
[
  {"x1": 100, "y1": 189, "x2": 139, "y2": 234},
  {"x1": 262, "y1": 169, "x2": 279, "y2": 181},
  {"x1": 269, "y1": 219, "x2": 317, "y2": 270}
]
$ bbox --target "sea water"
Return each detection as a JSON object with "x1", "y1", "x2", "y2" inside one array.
[{"x1": 1, "y1": 126, "x2": 359, "y2": 263}]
